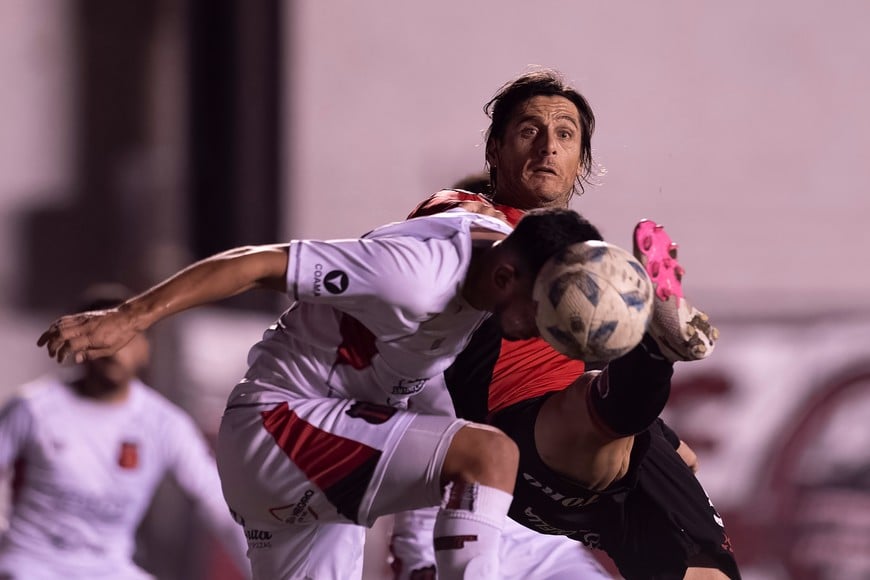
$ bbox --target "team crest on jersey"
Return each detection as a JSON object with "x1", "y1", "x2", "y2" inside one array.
[
  {"x1": 346, "y1": 401, "x2": 397, "y2": 424},
  {"x1": 118, "y1": 441, "x2": 139, "y2": 469}
]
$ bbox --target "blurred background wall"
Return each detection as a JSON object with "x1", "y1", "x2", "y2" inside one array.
[{"x1": 1, "y1": 0, "x2": 869, "y2": 578}]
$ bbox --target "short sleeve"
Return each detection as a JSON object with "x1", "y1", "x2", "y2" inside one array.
[
  {"x1": 285, "y1": 235, "x2": 464, "y2": 322},
  {"x1": 0, "y1": 398, "x2": 34, "y2": 473}
]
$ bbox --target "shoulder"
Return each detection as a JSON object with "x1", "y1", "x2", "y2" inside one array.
[
  {"x1": 371, "y1": 208, "x2": 504, "y2": 258},
  {"x1": 132, "y1": 381, "x2": 197, "y2": 428},
  {"x1": 409, "y1": 190, "x2": 526, "y2": 226},
  {"x1": 4, "y1": 376, "x2": 64, "y2": 409},
  {"x1": 407, "y1": 189, "x2": 490, "y2": 219}
]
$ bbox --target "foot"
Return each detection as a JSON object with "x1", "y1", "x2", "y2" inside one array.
[{"x1": 633, "y1": 220, "x2": 719, "y2": 361}]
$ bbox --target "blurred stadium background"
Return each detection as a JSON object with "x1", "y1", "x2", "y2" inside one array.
[{"x1": 1, "y1": 1, "x2": 869, "y2": 578}]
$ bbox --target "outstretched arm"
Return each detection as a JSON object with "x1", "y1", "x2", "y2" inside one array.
[{"x1": 38, "y1": 244, "x2": 290, "y2": 364}]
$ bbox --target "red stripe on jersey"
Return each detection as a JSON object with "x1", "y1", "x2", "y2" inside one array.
[
  {"x1": 487, "y1": 338, "x2": 586, "y2": 414},
  {"x1": 336, "y1": 314, "x2": 378, "y2": 369},
  {"x1": 491, "y1": 201, "x2": 525, "y2": 226},
  {"x1": 411, "y1": 191, "x2": 583, "y2": 414},
  {"x1": 408, "y1": 190, "x2": 526, "y2": 226},
  {"x1": 261, "y1": 402, "x2": 378, "y2": 490}
]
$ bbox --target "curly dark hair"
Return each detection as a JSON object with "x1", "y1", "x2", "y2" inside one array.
[
  {"x1": 484, "y1": 68, "x2": 596, "y2": 196},
  {"x1": 504, "y1": 207, "x2": 603, "y2": 279}
]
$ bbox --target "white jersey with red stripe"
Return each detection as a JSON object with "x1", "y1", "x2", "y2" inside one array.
[
  {"x1": 231, "y1": 209, "x2": 513, "y2": 410},
  {"x1": 214, "y1": 210, "x2": 514, "y2": 579},
  {"x1": 0, "y1": 377, "x2": 249, "y2": 580}
]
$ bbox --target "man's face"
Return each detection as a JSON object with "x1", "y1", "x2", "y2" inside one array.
[
  {"x1": 487, "y1": 95, "x2": 583, "y2": 210},
  {"x1": 88, "y1": 333, "x2": 151, "y2": 384}
]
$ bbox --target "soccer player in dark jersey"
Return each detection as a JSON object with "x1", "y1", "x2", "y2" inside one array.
[{"x1": 404, "y1": 69, "x2": 740, "y2": 580}]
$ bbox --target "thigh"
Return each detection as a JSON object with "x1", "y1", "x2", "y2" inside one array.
[
  {"x1": 498, "y1": 518, "x2": 611, "y2": 580},
  {"x1": 244, "y1": 521, "x2": 365, "y2": 580},
  {"x1": 217, "y1": 395, "x2": 466, "y2": 523},
  {"x1": 492, "y1": 400, "x2": 740, "y2": 579},
  {"x1": 491, "y1": 395, "x2": 620, "y2": 544},
  {"x1": 609, "y1": 425, "x2": 740, "y2": 579}
]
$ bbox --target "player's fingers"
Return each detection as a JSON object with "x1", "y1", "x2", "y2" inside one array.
[
  {"x1": 41, "y1": 327, "x2": 78, "y2": 359},
  {"x1": 42, "y1": 333, "x2": 66, "y2": 359},
  {"x1": 54, "y1": 341, "x2": 76, "y2": 364},
  {"x1": 39, "y1": 315, "x2": 85, "y2": 346},
  {"x1": 37, "y1": 319, "x2": 68, "y2": 348},
  {"x1": 55, "y1": 333, "x2": 99, "y2": 364},
  {"x1": 76, "y1": 346, "x2": 118, "y2": 363}
]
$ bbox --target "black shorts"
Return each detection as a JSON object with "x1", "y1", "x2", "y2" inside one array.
[{"x1": 491, "y1": 394, "x2": 741, "y2": 580}]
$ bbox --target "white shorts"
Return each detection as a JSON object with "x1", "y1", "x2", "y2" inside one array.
[
  {"x1": 217, "y1": 391, "x2": 467, "y2": 580},
  {"x1": 499, "y1": 517, "x2": 611, "y2": 580},
  {"x1": 389, "y1": 509, "x2": 611, "y2": 580}
]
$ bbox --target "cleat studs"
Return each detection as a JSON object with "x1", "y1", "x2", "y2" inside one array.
[{"x1": 642, "y1": 235, "x2": 653, "y2": 251}]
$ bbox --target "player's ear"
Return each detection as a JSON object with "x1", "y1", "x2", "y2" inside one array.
[
  {"x1": 485, "y1": 138, "x2": 499, "y2": 169},
  {"x1": 492, "y1": 262, "x2": 518, "y2": 292}
]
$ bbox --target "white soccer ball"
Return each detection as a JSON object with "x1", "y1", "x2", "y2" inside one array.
[{"x1": 534, "y1": 240, "x2": 654, "y2": 362}]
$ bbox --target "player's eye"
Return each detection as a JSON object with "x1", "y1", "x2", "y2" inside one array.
[{"x1": 519, "y1": 126, "x2": 537, "y2": 138}]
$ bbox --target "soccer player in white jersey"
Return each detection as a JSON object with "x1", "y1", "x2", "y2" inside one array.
[
  {"x1": 0, "y1": 284, "x2": 249, "y2": 580},
  {"x1": 37, "y1": 208, "x2": 604, "y2": 580},
  {"x1": 385, "y1": 173, "x2": 617, "y2": 580}
]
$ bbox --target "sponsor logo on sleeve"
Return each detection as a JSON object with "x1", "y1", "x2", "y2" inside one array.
[
  {"x1": 313, "y1": 264, "x2": 349, "y2": 296},
  {"x1": 324, "y1": 270, "x2": 349, "y2": 294}
]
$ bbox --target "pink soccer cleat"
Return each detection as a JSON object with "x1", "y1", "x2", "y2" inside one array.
[{"x1": 633, "y1": 220, "x2": 719, "y2": 361}]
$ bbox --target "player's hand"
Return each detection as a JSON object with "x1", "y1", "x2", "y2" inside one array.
[{"x1": 37, "y1": 308, "x2": 138, "y2": 364}]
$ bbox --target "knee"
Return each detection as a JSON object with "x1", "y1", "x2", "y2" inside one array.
[{"x1": 441, "y1": 424, "x2": 519, "y2": 492}]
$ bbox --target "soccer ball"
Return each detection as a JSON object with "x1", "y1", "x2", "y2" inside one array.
[{"x1": 534, "y1": 240, "x2": 653, "y2": 362}]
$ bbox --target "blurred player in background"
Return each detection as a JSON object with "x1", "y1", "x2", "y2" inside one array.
[
  {"x1": 36, "y1": 208, "x2": 604, "y2": 579},
  {"x1": 0, "y1": 283, "x2": 250, "y2": 580},
  {"x1": 399, "y1": 68, "x2": 739, "y2": 579}
]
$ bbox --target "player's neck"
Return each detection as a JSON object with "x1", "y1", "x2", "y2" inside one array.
[
  {"x1": 462, "y1": 238, "x2": 504, "y2": 311},
  {"x1": 491, "y1": 188, "x2": 571, "y2": 210}
]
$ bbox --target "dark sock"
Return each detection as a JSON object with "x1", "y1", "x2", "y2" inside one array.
[{"x1": 586, "y1": 334, "x2": 674, "y2": 437}]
